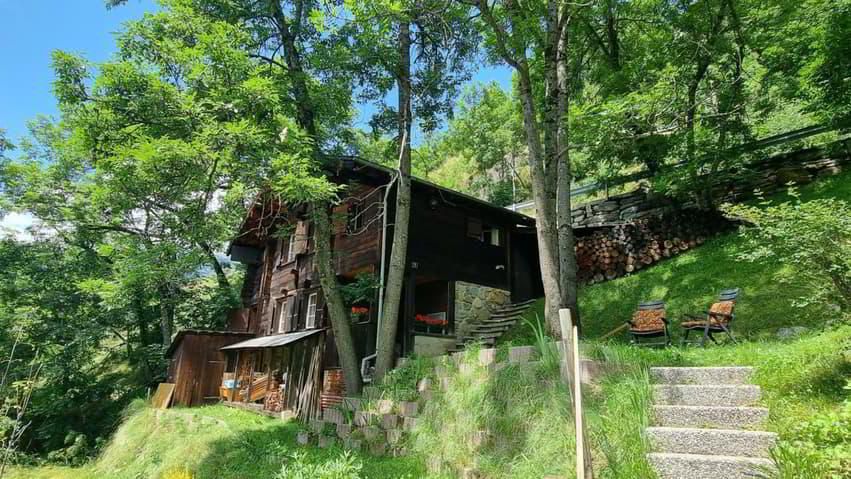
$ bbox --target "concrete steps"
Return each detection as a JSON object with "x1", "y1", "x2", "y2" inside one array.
[
  {"x1": 653, "y1": 384, "x2": 761, "y2": 406},
  {"x1": 651, "y1": 366, "x2": 754, "y2": 385},
  {"x1": 452, "y1": 300, "x2": 535, "y2": 352},
  {"x1": 647, "y1": 427, "x2": 777, "y2": 457},
  {"x1": 652, "y1": 404, "x2": 770, "y2": 429},
  {"x1": 648, "y1": 453, "x2": 774, "y2": 479},
  {"x1": 646, "y1": 367, "x2": 776, "y2": 479}
]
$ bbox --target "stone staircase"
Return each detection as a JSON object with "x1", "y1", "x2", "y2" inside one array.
[
  {"x1": 452, "y1": 299, "x2": 537, "y2": 351},
  {"x1": 647, "y1": 367, "x2": 777, "y2": 479}
]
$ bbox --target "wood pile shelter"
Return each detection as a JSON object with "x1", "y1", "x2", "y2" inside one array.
[{"x1": 166, "y1": 330, "x2": 254, "y2": 407}]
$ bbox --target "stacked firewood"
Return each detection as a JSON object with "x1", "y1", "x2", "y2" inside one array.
[
  {"x1": 575, "y1": 211, "x2": 731, "y2": 284},
  {"x1": 264, "y1": 380, "x2": 284, "y2": 412}
]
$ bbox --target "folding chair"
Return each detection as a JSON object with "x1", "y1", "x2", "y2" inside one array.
[
  {"x1": 627, "y1": 300, "x2": 671, "y2": 347},
  {"x1": 681, "y1": 288, "x2": 740, "y2": 347}
]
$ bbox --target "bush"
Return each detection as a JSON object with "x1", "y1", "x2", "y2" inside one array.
[
  {"x1": 784, "y1": 395, "x2": 851, "y2": 478},
  {"x1": 274, "y1": 451, "x2": 363, "y2": 479},
  {"x1": 725, "y1": 197, "x2": 851, "y2": 311}
]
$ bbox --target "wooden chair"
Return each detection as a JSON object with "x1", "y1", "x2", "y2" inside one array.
[
  {"x1": 681, "y1": 288, "x2": 740, "y2": 347},
  {"x1": 627, "y1": 300, "x2": 671, "y2": 347}
]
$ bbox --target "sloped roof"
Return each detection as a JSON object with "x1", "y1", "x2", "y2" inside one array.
[{"x1": 220, "y1": 329, "x2": 323, "y2": 351}]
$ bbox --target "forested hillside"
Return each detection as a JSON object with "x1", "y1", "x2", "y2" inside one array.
[{"x1": 1, "y1": 0, "x2": 850, "y2": 470}]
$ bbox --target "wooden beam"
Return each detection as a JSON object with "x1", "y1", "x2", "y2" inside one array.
[{"x1": 560, "y1": 309, "x2": 594, "y2": 479}]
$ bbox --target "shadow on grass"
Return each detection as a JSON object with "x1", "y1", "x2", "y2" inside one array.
[{"x1": 191, "y1": 409, "x2": 425, "y2": 479}]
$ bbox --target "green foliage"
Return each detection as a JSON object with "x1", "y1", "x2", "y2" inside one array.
[
  {"x1": 408, "y1": 348, "x2": 576, "y2": 478},
  {"x1": 778, "y1": 395, "x2": 851, "y2": 478},
  {"x1": 725, "y1": 195, "x2": 851, "y2": 310},
  {"x1": 276, "y1": 451, "x2": 363, "y2": 479},
  {"x1": 11, "y1": 402, "x2": 424, "y2": 479},
  {"x1": 339, "y1": 273, "x2": 380, "y2": 308}
]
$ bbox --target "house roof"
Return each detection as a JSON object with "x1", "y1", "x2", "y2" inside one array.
[
  {"x1": 230, "y1": 156, "x2": 536, "y2": 249},
  {"x1": 166, "y1": 329, "x2": 255, "y2": 357},
  {"x1": 220, "y1": 329, "x2": 324, "y2": 351}
]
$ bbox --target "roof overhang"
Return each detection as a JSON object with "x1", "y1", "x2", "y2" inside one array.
[
  {"x1": 220, "y1": 329, "x2": 324, "y2": 351},
  {"x1": 228, "y1": 156, "x2": 537, "y2": 254},
  {"x1": 166, "y1": 329, "x2": 255, "y2": 357}
]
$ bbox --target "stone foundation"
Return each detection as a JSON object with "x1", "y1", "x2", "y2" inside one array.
[{"x1": 454, "y1": 281, "x2": 510, "y2": 338}]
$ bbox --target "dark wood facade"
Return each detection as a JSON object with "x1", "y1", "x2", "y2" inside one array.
[
  {"x1": 166, "y1": 330, "x2": 254, "y2": 407},
  {"x1": 168, "y1": 158, "x2": 542, "y2": 416}
]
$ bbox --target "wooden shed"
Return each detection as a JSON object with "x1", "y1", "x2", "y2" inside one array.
[{"x1": 166, "y1": 330, "x2": 255, "y2": 407}]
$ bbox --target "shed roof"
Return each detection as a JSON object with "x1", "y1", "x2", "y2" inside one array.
[
  {"x1": 220, "y1": 329, "x2": 324, "y2": 351},
  {"x1": 166, "y1": 329, "x2": 254, "y2": 357}
]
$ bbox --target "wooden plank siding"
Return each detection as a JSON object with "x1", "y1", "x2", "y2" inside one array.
[{"x1": 167, "y1": 331, "x2": 253, "y2": 407}]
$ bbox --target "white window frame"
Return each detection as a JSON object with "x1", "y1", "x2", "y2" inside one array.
[
  {"x1": 286, "y1": 234, "x2": 297, "y2": 263},
  {"x1": 306, "y1": 293, "x2": 318, "y2": 329},
  {"x1": 277, "y1": 298, "x2": 289, "y2": 333}
]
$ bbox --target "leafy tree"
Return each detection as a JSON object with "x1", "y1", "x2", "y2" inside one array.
[
  {"x1": 726, "y1": 197, "x2": 851, "y2": 311},
  {"x1": 440, "y1": 82, "x2": 528, "y2": 205},
  {"x1": 345, "y1": 0, "x2": 480, "y2": 380},
  {"x1": 470, "y1": 0, "x2": 582, "y2": 339}
]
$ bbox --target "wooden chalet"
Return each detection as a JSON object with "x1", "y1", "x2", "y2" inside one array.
[{"x1": 166, "y1": 158, "x2": 542, "y2": 417}]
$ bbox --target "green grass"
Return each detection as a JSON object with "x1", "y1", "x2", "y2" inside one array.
[
  {"x1": 583, "y1": 325, "x2": 851, "y2": 477},
  {"x1": 505, "y1": 168, "x2": 851, "y2": 344},
  {"x1": 9, "y1": 400, "x2": 424, "y2": 479},
  {"x1": 15, "y1": 170, "x2": 851, "y2": 478}
]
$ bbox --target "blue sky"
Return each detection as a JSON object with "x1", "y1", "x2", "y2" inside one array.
[
  {"x1": 0, "y1": 0, "x2": 158, "y2": 143},
  {"x1": 0, "y1": 1, "x2": 511, "y2": 236}
]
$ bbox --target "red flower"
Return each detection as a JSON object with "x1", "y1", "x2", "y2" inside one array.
[
  {"x1": 351, "y1": 306, "x2": 369, "y2": 315},
  {"x1": 415, "y1": 314, "x2": 448, "y2": 326}
]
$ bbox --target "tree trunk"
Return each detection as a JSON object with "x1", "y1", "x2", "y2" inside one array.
[
  {"x1": 517, "y1": 62, "x2": 564, "y2": 337},
  {"x1": 199, "y1": 240, "x2": 230, "y2": 291},
  {"x1": 158, "y1": 284, "x2": 174, "y2": 347},
  {"x1": 312, "y1": 205, "x2": 362, "y2": 395},
  {"x1": 271, "y1": 1, "x2": 362, "y2": 394},
  {"x1": 375, "y1": 20, "x2": 413, "y2": 382},
  {"x1": 555, "y1": 13, "x2": 581, "y2": 328}
]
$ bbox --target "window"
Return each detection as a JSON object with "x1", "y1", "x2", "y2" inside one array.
[
  {"x1": 482, "y1": 225, "x2": 502, "y2": 246},
  {"x1": 467, "y1": 217, "x2": 502, "y2": 246},
  {"x1": 277, "y1": 298, "x2": 289, "y2": 333},
  {"x1": 412, "y1": 281, "x2": 452, "y2": 336},
  {"x1": 286, "y1": 234, "x2": 297, "y2": 263},
  {"x1": 306, "y1": 293, "x2": 319, "y2": 329}
]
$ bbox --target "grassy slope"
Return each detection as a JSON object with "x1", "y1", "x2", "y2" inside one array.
[
  {"x1": 505, "y1": 168, "x2": 851, "y2": 343},
  {"x1": 11, "y1": 402, "x2": 424, "y2": 479},
  {"x1": 500, "y1": 170, "x2": 851, "y2": 476},
  {"x1": 16, "y1": 172, "x2": 851, "y2": 479}
]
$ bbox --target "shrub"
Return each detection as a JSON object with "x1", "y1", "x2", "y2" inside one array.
[
  {"x1": 725, "y1": 197, "x2": 851, "y2": 311},
  {"x1": 781, "y1": 396, "x2": 851, "y2": 478},
  {"x1": 274, "y1": 451, "x2": 363, "y2": 479}
]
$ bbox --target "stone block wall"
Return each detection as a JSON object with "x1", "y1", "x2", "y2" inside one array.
[{"x1": 454, "y1": 281, "x2": 511, "y2": 338}]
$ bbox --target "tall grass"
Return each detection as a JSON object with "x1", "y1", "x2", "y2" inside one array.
[{"x1": 409, "y1": 346, "x2": 577, "y2": 478}]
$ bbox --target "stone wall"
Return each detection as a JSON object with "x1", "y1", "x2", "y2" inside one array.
[
  {"x1": 571, "y1": 138, "x2": 851, "y2": 228},
  {"x1": 454, "y1": 281, "x2": 511, "y2": 338}
]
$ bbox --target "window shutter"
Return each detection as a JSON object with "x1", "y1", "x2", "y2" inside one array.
[
  {"x1": 285, "y1": 293, "x2": 298, "y2": 331},
  {"x1": 271, "y1": 301, "x2": 280, "y2": 333},
  {"x1": 467, "y1": 217, "x2": 483, "y2": 239},
  {"x1": 316, "y1": 292, "x2": 326, "y2": 327},
  {"x1": 294, "y1": 220, "x2": 309, "y2": 255}
]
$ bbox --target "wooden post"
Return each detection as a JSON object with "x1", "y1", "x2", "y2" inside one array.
[
  {"x1": 559, "y1": 309, "x2": 594, "y2": 479},
  {"x1": 230, "y1": 350, "x2": 241, "y2": 402}
]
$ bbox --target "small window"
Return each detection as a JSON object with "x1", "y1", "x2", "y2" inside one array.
[
  {"x1": 346, "y1": 201, "x2": 364, "y2": 234},
  {"x1": 286, "y1": 234, "x2": 297, "y2": 263},
  {"x1": 468, "y1": 217, "x2": 502, "y2": 246},
  {"x1": 277, "y1": 298, "x2": 289, "y2": 333},
  {"x1": 306, "y1": 293, "x2": 318, "y2": 329},
  {"x1": 483, "y1": 225, "x2": 501, "y2": 246}
]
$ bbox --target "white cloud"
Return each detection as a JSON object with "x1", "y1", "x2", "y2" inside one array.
[{"x1": 0, "y1": 212, "x2": 35, "y2": 241}]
